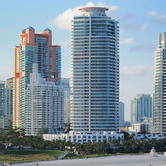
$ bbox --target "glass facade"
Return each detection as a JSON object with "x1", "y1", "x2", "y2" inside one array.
[
  {"x1": 0, "y1": 81, "x2": 5, "y2": 128},
  {"x1": 131, "y1": 94, "x2": 152, "y2": 123},
  {"x1": 153, "y1": 32, "x2": 166, "y2": 134},
  {"x1": 5, "y1": 78, "x2": 14, "y2": 127},
  {"x1": 56, "y1": 48, "x2": 61, "y2": 85},
  {"x1": 14, "y1": 27, "x2": 61, "y2": 128},
  {"x1": 71, "y1": 7, "x2": 119, "y2": 132},
  {"x1": 0, "y1": 81, "x2": 5, "y2": 123}
]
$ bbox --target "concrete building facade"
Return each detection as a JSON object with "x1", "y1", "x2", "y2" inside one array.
[
  {"x1": 5, "y1": 77, "x2": 14, "y2": 127},
  {"x1": 119, "y1": 102, "x2": 124, "y2": 127},
  {"x1": 61, "y1": 78, "x2": 70, "y2": 125},
  {"x1": 43, "y1": 131, "x2": 124, "y2": 144},
  {"x1": 25, "y1": 64, "x2": 64, "y2": 135}
]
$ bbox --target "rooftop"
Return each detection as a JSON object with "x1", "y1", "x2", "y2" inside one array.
[
  {"x1": 27, "y1": 26, "x2": 35, "y2": 30},
  {"x1": 78, "y1": 7, "x2": 109, "y2": 16},
  {"x1": 79, "y1": 7, "x2": 109, "y2": 11},
  {"x1": 43, "y1": 28, "x2": 52, "y2": 32}
]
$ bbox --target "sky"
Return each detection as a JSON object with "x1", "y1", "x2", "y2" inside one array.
[{"x1": 1, "y1": 0, "x2": 166, "y2": 121}]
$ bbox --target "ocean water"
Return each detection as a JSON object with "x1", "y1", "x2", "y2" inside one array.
[{"x1": 13, "y1": 154, "x2": 166, "y2": 166}]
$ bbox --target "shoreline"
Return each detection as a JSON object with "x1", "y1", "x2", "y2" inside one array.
[{"x1": 11, "y1": 153, "x2": 166, "y2": 166}]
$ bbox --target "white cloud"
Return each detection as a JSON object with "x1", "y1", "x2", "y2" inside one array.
[
  {"x1": 122, "y1": 22, "x2": 148, "y2": 31},
  {"x1": 155, "y1": 14, "x2": 166, "y2": 24},
  {"x1": 107, "y1": 6, "x2": 120, "y2": 18},
  {"x1": 147, "y1": 10, "x2": 158, "y2": 16},
  {"x1": 53, "y1": 7, "x2": 80, "y2": 30},
  {"x1": 86, "y1": 2, "x2": 105, "y2": 7},
  {"x1": 139, "y1": 24, "x2": 148, "y2": 31},
  {"x1": 129, "y1": 44, "x2": 156, "y2": 53},
  {"x1": 59, "y1": 40, "x2": 70, "y2": 47},
  {"x1": 52, "y1": 2, "x2": 120, "y2": 30},
  {"x1": 119, "y1": 28, "x2": 125, "y2": 33},
  {"x1": 121, "y1": 38, "x2": 133, "y2": 45},
  {"x1": 109, "y1": 6, "x2": 119, "y2": 13},
  {"x1": 120, "y1": 65, "x2": 153, "y2": 76}
]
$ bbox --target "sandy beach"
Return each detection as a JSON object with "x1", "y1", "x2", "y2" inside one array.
[{"x1": 13, "y1": 154, "x2": 166, "y2": 166}]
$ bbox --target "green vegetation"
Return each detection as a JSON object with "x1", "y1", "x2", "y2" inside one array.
[
  {"x1": 0, "y1": 150, "x2": 63, "y2": 164},
  {"x1": 64, "y1": 153, "x2": 81, "y2": 159},
  {"x1": 2, "y1": 150, "x2": 63, "y2": 158},
  {"x1": 0, "y1": 128, "x2": 166, "y2": 163},
  {"x1": 0, "y1": 127, "x2": 66, "y2": 163}
]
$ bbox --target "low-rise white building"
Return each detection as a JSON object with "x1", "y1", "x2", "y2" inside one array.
[
  {"x1": 129, "y1": 122, "x2": 153, "y2": 133},
  {"x1": 134, "y1": 133, "x2": 166, "y2": 141},
  {"x1": 25, "y1": 64, "x2": 64, "y2": 135},
  {"x1": 43, "y1": 131, "x2": 124, "y2": 144}
]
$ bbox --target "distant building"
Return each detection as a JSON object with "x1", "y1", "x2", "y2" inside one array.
[
  {"x1": 134, "y1": 133, "x2": 166, "y2": 141},
  {"x1": 0, "y1": 81, "x2": 5, "y2": 128},
  {"x1": 61, "y1": 78, "x2": 70, "y2": 99},
  {"x1": 64, "y1": 96, "x2": 70, "y2": 126},
  {"x1": 131, "y1": 94, "x2": 152, "y2": 123},
  {"x1": 14, "y1": 27, "x2": 61, "y2": 129},
  {"x1": 5, "y1": 77, "x2": 14, "y2": 128},
  {"x1": 129, "y1": 122, "x2": 152, "y2": 133},
  {"x1": 71, "y1": 6, "x2": 119, "y2": 132},
  {"x1": 119, "y1": 102, "x2": 124, "y2": 127},
  {"x1": 61, "y1": 78, "x2": 70, "y2": 125},
  {"x1": 25, "y1": 64, "x2": 64, "y2": 135},
  {"x1": 153, "y1": 32, "x2": 166, "y2": 134},
  {"x1": 0, "y1": 81, "x2": 5, "y2": 117}
]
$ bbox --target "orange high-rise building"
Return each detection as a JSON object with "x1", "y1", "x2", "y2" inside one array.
[{"x1": 14, "y1": 26, "x2": 61, "y2": 128}]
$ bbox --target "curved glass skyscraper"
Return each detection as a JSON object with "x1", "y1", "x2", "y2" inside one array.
[
  {"x1": 71, "y1": 7, "x2": 119, "y2": 132},
  {"x1": 153, "y1": 32, "x2": 166, "y2": 134}
]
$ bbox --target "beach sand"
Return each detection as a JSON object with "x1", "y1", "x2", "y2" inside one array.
[{"x1": 13, "y1": 154, "x2": 166, "y2": 166}]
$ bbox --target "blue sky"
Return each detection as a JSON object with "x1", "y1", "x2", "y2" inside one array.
[{"x1": 1, "y1": 0, "x2": 166, "y2": 121}]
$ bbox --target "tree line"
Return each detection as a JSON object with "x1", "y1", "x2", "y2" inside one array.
[{"x1": 0, "y1": 127, "x2": 166, "y2": 155}]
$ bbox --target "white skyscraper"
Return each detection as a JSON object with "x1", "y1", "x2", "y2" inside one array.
[
  {"x1": 25, "y1": 64, "x2": 64, "y2": 135},
  {"x1": 71, "y1": 7, "x2": 119, "y2": 132},
  {"x1": 131, "y1": 94, "x2": 152, "y2": 123},
  {"x1": 153, "y1": 32, "x2": 166, "y2": 134}
]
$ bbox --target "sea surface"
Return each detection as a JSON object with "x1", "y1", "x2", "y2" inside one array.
[{"x1": 13, "y1": 154, "x2": 166, "y2": 166}]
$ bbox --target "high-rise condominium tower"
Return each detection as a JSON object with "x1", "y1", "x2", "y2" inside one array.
[
  {"x1": 0, "y1": 81, "x2": 5, "y2": 128},
  {"x1": 71, "y1": 7, "x2": 119, "y2": 132},
  {"x1": 153, "y1": 32, "x2": 166, "y2": 134},
  {"x1": 5, "y1": 77, "x2": 14, "y2": 127},
  {"x1": 0, "y1": 79, "x2": 14, "y2": 128},
  {"x1": 0, "y1": 81, "x2": 5, "y2": 117},
  {"x1": 14, "y1": 27, "x2": 61, "y2": 128},
  {"x1": 131, "y1": 94, "x2": 152, "y2": 123},
  {"x1": 25, "y1": 64, "x2": 64, "y2": 135}
]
